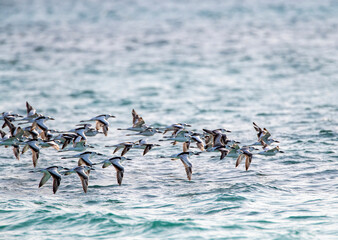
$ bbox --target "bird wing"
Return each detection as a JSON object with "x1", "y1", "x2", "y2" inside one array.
[
  {"x1": 112, "y1": 161, "x2": 124, "y2": 185},
  {"x1": 32, "y1": 150, "x2": 39, "y2": 167},
  {"x1": 116, "y1": 171, "x2": 124, "y2": 186},
  {"x1": 26, "y1": 101, "x2": 36, "y2": 117},
  {"x1": 121, "y1": 144, "x2": 132, "y2": 156},
  {"x1": 245, "y1": 154, "x2": 252, "y2": 171},
  {"x1": 49, "y1": 168, "x2": 62, "y2": 194},
  {"x1": 143, "y1": 145, "x2": 152, "y2": 156},
  {"x1": 76, "y1": 168, "x2": 89, "y2": 193},
  {"x1": 39, "y1": 171, "x2": 51, "y2": 188},
  {"x1": 13, "y1": 145, "x2": 20, "y2": 160},
  {"x1": 21, "y1": 144, "x2": 29, "y2": 154},
  {"x1": 179, "y1": 154, "x2": 192, "y2": 181},
  {"x1": 236, "y1": 154, "x2": 245, "y2": 167}
]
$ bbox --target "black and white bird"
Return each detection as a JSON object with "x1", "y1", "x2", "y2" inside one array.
[
  {"x1": 171, "y1": 152, "x2": 195, "y2": 181},
  {"x1": 63, "y1": 166, "x2": 94, "y2": 193},
  {"x1": 81, "y1": 114, "x2": 115, "y2": 136},
  {"x1": 100, "y1": 156, "x2": 130, "y2": 186},
  {"x1": 21, "y1": 139, "x2": 40, "y2": 167},
  {"x1": 62, "y1": 151, "x2": 103, "y2": 167},
  {"x1": 37, "y1": 166, "x2": 65, "y2": 194}
]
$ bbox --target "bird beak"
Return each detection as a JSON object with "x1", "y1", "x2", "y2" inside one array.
[
  {"x1": 97, "y1": 153, "x2": 104, "y2": 156},
  {"x1": 279, "y1": 151, "x2": 284, "y2": 153},
  {"x1": 126, "y1": 158, "x2": 132, "y2": 160}
]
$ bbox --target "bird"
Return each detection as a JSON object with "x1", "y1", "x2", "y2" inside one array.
[
  {"x1": 61, "y1": 151, "x2": 103, "y2": 166},
  {"x1": 183, "y1": 133, "x2": 205, "y2": 152},
  {"x1": 251, "y1": 122, "x2": 279, "y2": 145},
  {"x1": 0, "y1": 111, "x2": 23, "y2": 120},
  {"x1": 162, "y1": 123, "x2": 191, "y2": 135},
  {"x1": 38, "y1": 140, "x2": 60, "y2": 151},
  {"x1": 117, "y1": 109, "x2": 148, "y2": 132},
  {"x1": 3, "y1": 118, "x2": 24, "y2": 139},
  {"x1": 83, "y1": 127, "x2": 103, "y2": 137},
  {"x1": 80, "y1": 114, "x2": 115, "y2": 136},
  {"x1": 132, "y1": 139, "x2": 161, "y2": 156},
  {"x1": 0, "y1": 129, "x2": 21, "y2": 160},
  {"x1": 162, "y1": 130, "x2": 192, "y2": 144},
  {"x1": 53, "y1": 133, "x2": 78, "y2": 149},
  {"x1": 171, "y1": 152, "x2": 194, "y2": 181},
  {"x1": 61, "y1": 140, "x2": 94, "y2": 152},
  {"x1": 66, "y1": 123, "x2": 92, "y2": 142},
  {"x1": 225, "y1": 143, "x2": 241, "y2": 158},
  {"x1": 257, "y1": 140, "x2": 284, "y2": 156},
  {"x1": 21, "y1": 139, "x2": 40, "y2": 167},
  {"x1": 31, "y1": 116, "x2": 55, "y2": 132},
  {"x1": 37, "y1": 166, "x2": 64, "y2": 194},
  {"x1": 126, "y1": 127, "x2": 161, "y2": 136},
  {"x1": 106, "y1": 141, "x2": 134, "y2": 156},
  {"x1": 100, "y1": 156, "x2": 130, "y2": 185},
  {"x1": 214, "y1": 146, "x2": 231, "y2": 160},
  {"x1": 203, "y1": 128, "x2": 232, "y2": 149},
  {"x1": 20, "y1": 101, "x2": 40, "y2": 121},
  {"x1": 63, "y1": 166, "x2": 94, "y2": 193},
  {"x1": 235, "y1": 147, "x2": 259, "y2": 171}
]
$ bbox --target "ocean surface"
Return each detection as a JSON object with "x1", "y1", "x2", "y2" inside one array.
[{"x1": 0, "y1": 0, "x2": 337, "y2": 239}]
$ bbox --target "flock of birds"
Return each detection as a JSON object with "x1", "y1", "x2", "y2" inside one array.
[{"x1": 0, "y1": 102, "x2": 284, "y2": 194}]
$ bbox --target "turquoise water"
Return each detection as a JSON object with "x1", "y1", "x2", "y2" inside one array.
[{"x1": 0, "y1": 0, "x2": 337, "y2": 239}]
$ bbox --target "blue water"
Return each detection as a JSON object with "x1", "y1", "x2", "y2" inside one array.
[{"x1": 0, "y1": 0, "x2": 337, "y2": 239}]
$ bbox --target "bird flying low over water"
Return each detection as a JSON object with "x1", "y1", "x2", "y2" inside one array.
[
  {"x1": 63, "y1": 166, "x2": 94, "y2": 193},
  {"x1": 0, "y1": 111, "x2": 23, "y2": 122},
  {"x1": 235, "y1": 147, "x2": 259, "y2": 171},
  {"x1": 126, "y1": 127, "x2": 162, "y2": 136},
  {"x1": 61, "y1": 151, "x2": 103, "y2": 166},
  {"x1": 100, "y1": 156, "x2": 130, "y2": 186},
  {"x1": 183, "y1": 133, "x2": 205, "y2": 152},
  {"x1": 106, "y1": 141, "x2": 134, "y2": 156},
  {"x1": 20, "y1": 101, "x2": 41, "y2": 121},
  {"x1": 21, "y1": 139, "x2": 40, "y2": 167},
  {"x1": 132, "y1": 139, "x2": 160, "y2": 156},
  {"x1": 61, "y1": 140, "x2": 94, "y2": 152},
  {"x1": 162, "y1": 123, "x2": 191, "y2": 136},
  {"x1": 37, "y1": 166, "x2": 65, "y2": 194},
  {"x1": 117, "y1": 109, "x2": 148, "y2": 132},
  {"x1": 171, "y1": 152, "x2": 195, "y2": 181},
  {"x1": 81, "y1": 114, "x2": 115, "y2": 136},
  {"x1": 251, "y1": 122, "x2": 279, "y2": 146},
  {"x1": 257, "y1": 140, "x2": 284, "y2": 156}
]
